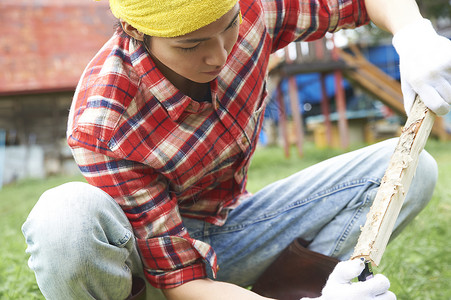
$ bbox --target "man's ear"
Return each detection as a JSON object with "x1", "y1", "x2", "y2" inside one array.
[{"x1": 120, "y1": 20, "x2": 145, "y2": 41}]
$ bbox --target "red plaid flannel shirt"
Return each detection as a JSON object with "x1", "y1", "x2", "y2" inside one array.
[{"x1": 68, "y1": 0, "x2": 368, "y2": 289}]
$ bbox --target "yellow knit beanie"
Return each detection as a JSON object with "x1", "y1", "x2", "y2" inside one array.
[{"x1": 105, "y1": 0, "x2": 238, "y2": 37}]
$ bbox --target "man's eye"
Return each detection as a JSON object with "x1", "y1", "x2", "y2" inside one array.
[
  {"x1": 229, "y1": 18, "x2": 239, "y2": 29},
  {"x1": 179, "y1": 44, "x2": 199, "y2": 52}
]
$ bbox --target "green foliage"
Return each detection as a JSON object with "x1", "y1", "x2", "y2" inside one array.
[
  {"x1": 375, "y1": 140, "x2": 451, "y2": 300},
  {"x1": 346, "y1": 0, "x2": 451, "y2": 47},
  {"x1": 1, "y1": 141, "x2": 450, "y2": 299},
  {"x1": 417, "y1": 0, "x2": 451, "y2": 19}
]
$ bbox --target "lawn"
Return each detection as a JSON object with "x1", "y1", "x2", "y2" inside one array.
[{"x1": 1, "y1": 140, "x2": 450, "y2": 299}]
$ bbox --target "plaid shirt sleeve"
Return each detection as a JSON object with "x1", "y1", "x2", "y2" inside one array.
[
  {"x1": 69, "y1": 141, "x2": 217, "y2": 288},
  {"x1": 260, "y1": 0, "x2": 370, "y2": 52}
]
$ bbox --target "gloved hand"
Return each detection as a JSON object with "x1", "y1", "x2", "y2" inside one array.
[
  {"x1": 392, "y1": 18, "x2": 451, "y2": 116},
  {"x1": 301, "y1": 259, "x2": 396, "y2": 300}
]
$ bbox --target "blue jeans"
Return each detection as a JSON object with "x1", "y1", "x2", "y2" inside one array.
[{"x1": 22, "y1": 139, "x2": 437, "y2": 299}]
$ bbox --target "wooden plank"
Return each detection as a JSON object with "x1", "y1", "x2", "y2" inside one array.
[
  {"x1": 288, "y1": 76, "x2": 304, "y2": 157},
  {"x1": 337, "y1": 48, "x2": 404, "y2": 113},
  {"x1": 282, "y1": 61, "x2": 349, "y2": 76},
  {"x1": 320, "y1": 73, "x2": 333, "y2": 147},
  {"x1": 334, "y1": 70, "x2": 349, "y2": 149},
  {"x1": 343, "y1": 69, "x2": 405, "y2": 114},
  {"x1": 351, "y1": 96, "x2": 436, "y2": 266},
  {"x1": 338, "y1": 48, "x2": 449, "y2": 140},
  {"x1": 276, "y1": 84, "x2": 290, "y2": 158},
  {"x1": 346, "y1": 45, "x2": 403, "y2": 93}
]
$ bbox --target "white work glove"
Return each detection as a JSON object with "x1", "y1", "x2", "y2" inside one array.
[
  {"x1": 301, "y1": 259, "x2": 396, "y2": 300},
  {"x1": 393, "y1": 18, "x2": 451, "y2": 116}
]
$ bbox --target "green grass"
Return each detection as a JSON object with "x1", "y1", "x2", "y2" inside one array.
[
  {"x1": 377, "y1": 140, "x2": 451, "y2": 300},
  {"x1": 1, "y1": 140, "x2": 450, "y2": 299}
]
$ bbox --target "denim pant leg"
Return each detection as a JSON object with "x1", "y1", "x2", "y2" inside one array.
[
  {"x1": 22, "y1": 182, "x2": 165, "y2": 300},
  {"x1": 183, "y1": 138, "x2": 437, "y2": 287}
]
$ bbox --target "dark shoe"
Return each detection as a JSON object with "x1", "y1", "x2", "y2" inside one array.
[
  {"x1": 126, "y1": 277, "x2": 146, "y2": 300},
  {"x1": 251, "y1": 238, "x2": 339, "y2": 300}
]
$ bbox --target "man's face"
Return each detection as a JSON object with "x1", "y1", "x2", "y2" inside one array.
[{"x1": 145, "y1": 5, "x2": 241, "y2": 84}]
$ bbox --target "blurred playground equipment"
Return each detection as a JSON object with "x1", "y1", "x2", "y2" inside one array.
[{"x1": 264, "y1": 36, "x2": 450, "y2": 156}]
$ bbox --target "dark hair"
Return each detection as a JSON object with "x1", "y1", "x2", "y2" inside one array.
[{"x1": 143, "y1": 34, "x2": 151, "y2": 49}]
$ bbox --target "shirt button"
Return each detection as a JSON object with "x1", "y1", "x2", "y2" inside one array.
[{"x1": 241, "y1": 137, "x2": 248, "y2": 145}]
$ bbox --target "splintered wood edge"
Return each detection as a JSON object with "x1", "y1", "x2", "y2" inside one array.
[{"x1": 351, "y1": 97, "x2": 436, "y2": 266}]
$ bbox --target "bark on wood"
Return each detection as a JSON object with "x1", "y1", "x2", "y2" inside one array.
[{"x1": 351, "y1": 96, "x2": 436, "y2": 266}]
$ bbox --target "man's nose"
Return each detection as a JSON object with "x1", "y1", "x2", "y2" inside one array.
[{"x1": 204, "y1": 38, "x2": 228, "y2": 67}]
